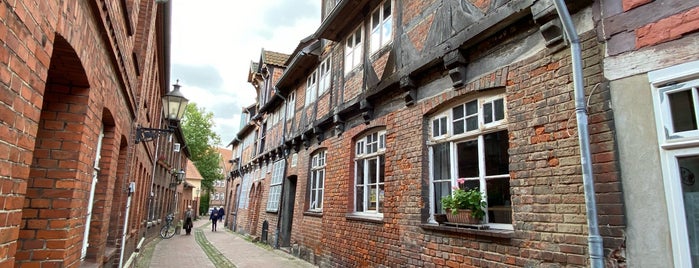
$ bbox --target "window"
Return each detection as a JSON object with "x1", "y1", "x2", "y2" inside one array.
[
  {"x1": 267, "y1": 160, "x2": 285, "y2": 211},
  {"x1": 305, "y1": 70, "x2": 318, "y2": 105},
  {"x1": 239, "y1": 172, "x2": 252, "y2": 209},
  {"x1": 428, "y1": 94, "x2": 511, "y2": 229},
  {"x1": 370, "y1": 1, "x2": 392, "y2": 54},
  {"x1": 287, "y1": 91, "x2": 296, "y2": 119},
  {"x1": 355, "y1": 130, "x2": 386, "y2": 215},
  {"x1": 344, "y1": 26, "x2": 363, "y2": 75},
  {"x1": 649, "y1": 60, "x2": 699, "y2": 266},
  {"x1": 319, "y1": 58, "x2": 332, "y2": 94},
  {"x1": 309, "y1": 150, "x2": 326, "y2": 211}
]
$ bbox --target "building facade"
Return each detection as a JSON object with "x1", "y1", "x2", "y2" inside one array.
[
  {"x1": 225, "y1": 0, "x2": 699, "y2": 267},
  {"x1": 0, "y1": 1, "x2": 190, "y2": 267}
]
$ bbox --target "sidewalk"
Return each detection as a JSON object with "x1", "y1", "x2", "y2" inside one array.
[{"x1": 148, "y1": 218, "x2": 316, "y2": 268}]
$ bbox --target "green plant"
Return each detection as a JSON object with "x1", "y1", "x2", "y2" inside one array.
[{"x1": 440, "y1": 179, "x2": 486, "y2": 220}]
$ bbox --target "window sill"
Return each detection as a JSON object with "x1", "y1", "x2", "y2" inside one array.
[
  {"x1": 420, "y1": 223, "x2": 514, "y2": 239},
  {"x1": 345, "y1": 213, "x2": 383, "y2": 223},
  {"x1": 303, "y1": 211, "x2": 323, "y2": 218}
]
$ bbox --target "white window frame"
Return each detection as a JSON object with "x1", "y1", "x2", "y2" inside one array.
[
  {"x1": 370, "y1": 0, "x2": 393, "y2": 54},
  {"x1": 354, "y1": 130, "x2": 386, "y2": 217},
  {"x1": 650, "y1": 60, "x2": 699, "y2": 267},
  {"x1": 344, "y1": 25, "x2": 363, "y2": 75},
  {"x1": 427, "y1": 94, "x2": 512, "y2": 230},
  {"x1": 305, "y1": 70, "x2": 318, "y2": 105},
  {"x1": 309, "y1": 150, "x2": 326, "y2": 212},
  {"x1": 319, "y1": 57, "x2": 332, "y2": 94},
  {"x1": 287, "y1": 91, "x2": 296, "y2": 120},
  {"x1": 239, "y1": 172, "x2": 252, "y2": 209},
  {"x1": 267, "y1": 160, "x2": 285, "y2": 212}
]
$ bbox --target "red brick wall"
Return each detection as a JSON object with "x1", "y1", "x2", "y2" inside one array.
[
  {"x1": 0, "y1": 0, "x2": 170, "y2": 266},
  {"x1": 636, "y1": 6, "x2": 699, "y2": 48}
]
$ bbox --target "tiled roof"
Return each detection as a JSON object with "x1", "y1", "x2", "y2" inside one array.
[
  {"x1": 185, "y1": 160, "x2": 203, "y2": 180},
  {"x1": 217, "y1": 147, "x2": 233, "y2": 174},
  {"x1": 262, "y1": 49, "x2": 290, "y2": 67}
]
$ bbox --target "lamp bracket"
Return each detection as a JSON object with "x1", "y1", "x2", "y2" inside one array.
[{"x1": 136, "y1": 127, "x2": 174, "y2": 144}]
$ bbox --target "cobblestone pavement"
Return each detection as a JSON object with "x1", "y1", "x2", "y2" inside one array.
[{"x1": 148, "y1": 218, "x2": 316, "y2": 268}]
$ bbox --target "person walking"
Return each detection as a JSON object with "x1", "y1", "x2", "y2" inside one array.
[
  {"x1": 209, "y1": 208, "x2": 218, "y2": 232},
  {"x1": 184, "y1": 205, "x2": 193, "y2": 235},
  {"x1": 217, "y1": 207, "x2": 225, "y2": 224}
]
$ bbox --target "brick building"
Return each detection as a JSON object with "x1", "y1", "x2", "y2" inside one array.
[
  {"x1": 601, "y1": 0, "x2": 699, "y2": 267},
  {"x1": 0, "y1": 1, "x2": 191, "y2": 267},
  {"x1": 226, "y1": 0, "x2": 699, "y2": 267}
]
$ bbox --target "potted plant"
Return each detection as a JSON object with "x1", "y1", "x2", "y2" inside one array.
[{"x1": 440, "y1": 178, "x2": 486, "y2": 224}]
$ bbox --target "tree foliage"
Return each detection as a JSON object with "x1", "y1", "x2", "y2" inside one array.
[{"x1": 181, "y1": 103, "x2": 222, "y2": 194}]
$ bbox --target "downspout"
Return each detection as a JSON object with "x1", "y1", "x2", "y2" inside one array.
[
  {"x1": 273, "y1": 87, "x2": 289, "y2": 249},
  {"x1": 552, "y1": 1, "x2": 604, "y2": 267}
]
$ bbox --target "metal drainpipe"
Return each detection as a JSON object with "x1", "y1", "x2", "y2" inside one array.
[
  {"x1": 552, "y1": 1, "x2": 604, "y2": 267},
  {"x1": 273, "y1": 87, "x2": 289, "y2": 249}
]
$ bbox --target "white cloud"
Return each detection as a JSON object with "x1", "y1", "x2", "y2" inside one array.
[{"x1": 171, "y1": 0, "x2": 320, "y2": 146}]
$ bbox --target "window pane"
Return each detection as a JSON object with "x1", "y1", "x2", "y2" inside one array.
[
  {"x1": 677, "y1": 155, "x2": 699, "y2": 266},
  {"x1": 484, "y1": 130, "x2": 510, "y2": 176},
  {"x1": 379, "y1": 155, "x2": 385, "y2": 183},
  {"x1": 466, "y1": 100, "x2": 478, "y2": 115},
  {"x1": 382, "y1": 19, "x2": 392, "y2": 43},
  {"x1": 434, "y1": 181, "x2": 451, "y2": 213},
  {"x1": 383, "y1": 1, "x2": 391, "y2": 18},
  {"x1": 378, "y1": 184, "x2": 385, "y2": 213},
  {"x1": 368, "y1": 158, "x2": 377, "y2": 184},
  {"x1": 432, "y1": 143, "x2": 451, "y2": 181},
  {"x1": 457, "y1": 140, "x2": 479, "y2": 178},
  {"x1": 433, "y1": 119, "x2": 439, "y2": 137},
  {"x1": 494, "y1": 98, "x2": 505, "y2": 121},
  {"x1": 453, "y1": 120, "x2": 464, "y2": 135},
  {"x1": 453, "y1": 105, "x2": 464, "y2": 119},
  {"x1": 439, "y1": 117, "x2": 447, "y2": 136},
  {"x1": 318, "y1": 170, "x2": 324, "y2": 188},
  {"x1": 356, "y1": 160, "x2": 364, "y2": 184},
  {"x1": 484, "y1": 102, "x2": 493, "y2": 124},
  {"x1": 371, "y1": 30, "x2": 380, "y2": 53},
  {"x1": 669, "y1": 89, "x2": 698, "y2": 132},
  {"x1": 372, "y1": 10, "x2": 380, "y2": 29},
  {"x1": 486, "y1": 177, "x2": 511, "y2": 224},
  {"x1": 355, "y1": 29, "x2": 362, "y2": 45},
  {"x1": 370, "y1": 185, "x2": 377, "y2": 211},
  {"x1": 356, "y1": 186, "x2": 364, "y2": 211},
  {"x1": 466, "y1": 117, "x2": 478, "y2": 131}
]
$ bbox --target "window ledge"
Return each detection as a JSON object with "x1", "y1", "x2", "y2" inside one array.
[
  {"x1": 304, "y1": 211, "x2": 323, "y2": 218},
  {"x1": 345, "y1": 213, "x2": 383, "y2": 223},
  {"x1": 420, "y1": 223, "x2": 514, "y2": 238}
]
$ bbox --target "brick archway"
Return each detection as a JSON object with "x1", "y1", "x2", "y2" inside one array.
[{"x1": 18, "y1": 34, "x2": 92, "y2": 267}]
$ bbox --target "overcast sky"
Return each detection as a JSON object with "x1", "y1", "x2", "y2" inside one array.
[{"x1": 170, "y1": 0, "x2": 320, "y2": 147}]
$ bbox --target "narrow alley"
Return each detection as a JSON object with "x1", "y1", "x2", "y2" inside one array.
[{"x1": 143, "y1": 219, "x2": 315, "y2": 268}]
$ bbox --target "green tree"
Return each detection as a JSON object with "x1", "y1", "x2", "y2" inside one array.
[{"x1": 181, "y1": 103, "x2": 222, "y2": 196}]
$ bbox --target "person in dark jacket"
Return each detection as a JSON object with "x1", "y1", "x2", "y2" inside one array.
[
  {"x1": 217, "y1": 207, "x2": 225, "y2": 223},
  {"x1": 209, "y1": 208, "x2": 218, "y2": 232},
  {"x1": 184, "y1": 205, "x2": 193, "y2": 235}
]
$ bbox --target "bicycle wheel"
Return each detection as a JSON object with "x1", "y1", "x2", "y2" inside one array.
[{"x1": 160, "y1": 223, "x2": 176, "y2": 239}]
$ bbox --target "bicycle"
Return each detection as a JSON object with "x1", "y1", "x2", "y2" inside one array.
[{"x1": 159, "y1": 213, "x2": 176, "y2": 239}]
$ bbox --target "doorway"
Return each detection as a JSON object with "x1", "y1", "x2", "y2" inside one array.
[{"x1": 279, "y1": 175, "x2": 297, "y2": 248}]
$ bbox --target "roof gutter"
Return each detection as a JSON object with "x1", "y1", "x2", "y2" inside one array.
[{"x1": 552, "y1": 1, "x2": 604, "y2": 266}]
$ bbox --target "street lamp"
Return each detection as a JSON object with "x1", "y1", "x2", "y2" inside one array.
[
  {"x1": 170, "y1": 168, "x2": 185, "y2": 187},
  {"x1": 136, "y1": 81, "x2": 189, "y2": 143}
]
